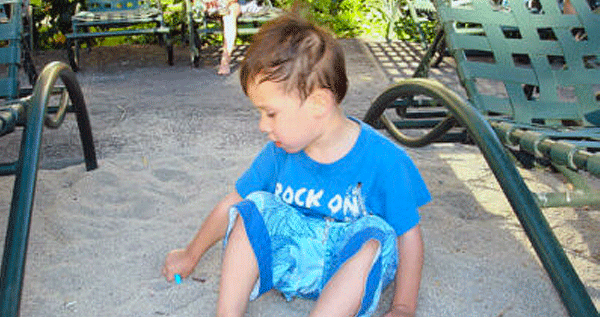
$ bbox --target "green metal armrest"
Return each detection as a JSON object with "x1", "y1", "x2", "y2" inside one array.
[
  {"x1": 0, "y1": 3, "x2": 98, "y2": 316},
  {"x1": 0, "y1": 61, "x2": 98, "y2": 317}
]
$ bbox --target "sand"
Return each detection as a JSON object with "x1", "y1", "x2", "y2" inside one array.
[{"x1": 0, "y1": 39, "x2": 598, "y2": 316}]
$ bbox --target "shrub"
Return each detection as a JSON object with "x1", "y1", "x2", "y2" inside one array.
[{"x1": 30, "y1": 0, "x2": 435, "y2": 50}]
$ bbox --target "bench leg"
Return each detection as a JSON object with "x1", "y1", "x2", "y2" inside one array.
[
  {"x1": 164, "y1": 33, "x2": 174, "y2": 66},
  {"x1": 187, "y1": 14, "x2": 202, "y2": 67},
  {"x1": 66, "y1": 38, "x2": 81, "y2": 72}
]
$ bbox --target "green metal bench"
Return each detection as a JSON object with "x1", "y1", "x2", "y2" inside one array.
[
  {"x1": 364, "y1": 0, "x2": 600, "y2": 316},
  {"x1": 0, "y1": 0, "x2": 36, "y2": 86},
  {"x1": 405, "y1": 0, "x2": 480, "y2": 67},
  {"x1": 65, "y1": 0, "x2": 174, "y2": 71},
  {"x1": 185, "y1": 0, "x2": 281, "y2": 67},
  {"x1": 0, "y1": 1, "x2": 98, "y2": 315}
]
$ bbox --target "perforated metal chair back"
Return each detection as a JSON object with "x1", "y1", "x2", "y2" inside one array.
[
  {"x1": 434, "y1": 0, "x2": 600, "y2": 126},
  {"x1": 0, "y1": 0, "x2": 22, "y2": 100}
]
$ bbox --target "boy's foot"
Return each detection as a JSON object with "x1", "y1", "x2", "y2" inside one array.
[{"x1": 217, "y1": 54, "x2": 231, "y2": 75}]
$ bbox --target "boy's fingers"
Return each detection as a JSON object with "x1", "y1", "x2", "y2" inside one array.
[{"x1": 161, "y1": 266, "x2": 173, "y2": 281}]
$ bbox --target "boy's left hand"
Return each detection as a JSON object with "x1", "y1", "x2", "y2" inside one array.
[{"x1": 162, "y1": 248, "x2": 197, "y2": 282}]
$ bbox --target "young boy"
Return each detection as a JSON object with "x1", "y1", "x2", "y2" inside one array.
[{"x1": 163, "y1": 12, "x2": 430, "y2": 317}]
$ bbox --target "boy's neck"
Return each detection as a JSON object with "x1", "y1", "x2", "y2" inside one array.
[{"x1": 304, "y1": 113, "x2": 360, "y2": 164}]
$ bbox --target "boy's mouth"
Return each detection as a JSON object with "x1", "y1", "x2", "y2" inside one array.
[{"x1": 275, "y1": 141, "x2": 282, "y2": 148}]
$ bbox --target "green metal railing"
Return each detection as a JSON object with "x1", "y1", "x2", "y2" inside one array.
[{"x1": 0, "y1": 61, "x2": 98, "y2": 317}]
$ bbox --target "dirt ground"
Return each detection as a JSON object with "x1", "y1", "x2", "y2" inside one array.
[{"x1": 0, "y1": 40, "x2": 598, "y2": 316}]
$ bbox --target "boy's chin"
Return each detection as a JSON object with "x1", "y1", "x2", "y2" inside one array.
[{"x1": 277, "y1": 143, "x2": 301, "y2": 154}]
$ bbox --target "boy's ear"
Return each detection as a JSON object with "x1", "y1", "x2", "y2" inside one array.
[{"x1": 306, "y1": 88, "x2": 335, "y2": 117}]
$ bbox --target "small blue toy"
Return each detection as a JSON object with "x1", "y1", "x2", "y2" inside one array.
[{"x1": 174, "y1": 274, "x2": 182, "y2": 284}]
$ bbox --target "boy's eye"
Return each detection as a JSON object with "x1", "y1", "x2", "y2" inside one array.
[{"x1": 266, "y1": 112, "x2": 276, "y2": 118}]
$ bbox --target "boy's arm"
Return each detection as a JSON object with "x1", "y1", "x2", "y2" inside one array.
[
  {"x1": 162, "y1": 190, "x2": 243, "y2": 281},
  {"x1": 385, "y1": 224, "x2": 424, "y2": 317}
]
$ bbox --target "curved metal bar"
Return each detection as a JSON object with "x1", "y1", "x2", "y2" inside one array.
[
  {"x1": 364, "y1": 80, "x2": 458, "y2": 147},
  {"x1": 56, "y1": 62, "x2": 98, "y2": 171},
  {"x1": 402, "y1": 78, "x2": 598, "y2": 317},
  {"x1": 43, "y1": 88, "x2": 70, "y2": 129},
  {"x1": 0, "y1": 61, "x2": 97, "y2": 317},
  {"x1": 381, "y1": 114, "x2": 456, "y2": 147},
  {"x1": 0, "y1": 63, "x2": 54, "y2": 317}
]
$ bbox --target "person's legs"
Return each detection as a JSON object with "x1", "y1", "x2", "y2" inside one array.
[
  {"x1": 216, "y1": 215, "x2": 259, "y2": 317},
  {"x1": 309, "y1": 239, "x2": 381, "y2": 317},
  {"x1": 218, "y1": 2, "x2": 241, "y2": 75}
]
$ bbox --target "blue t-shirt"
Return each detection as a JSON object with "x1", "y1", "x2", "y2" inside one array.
[{"x1": 236, "y1": 118, "x2": 431, "y2": 236}]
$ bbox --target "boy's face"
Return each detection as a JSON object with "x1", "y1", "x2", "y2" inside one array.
[{"x1": 247, "y1": 79, "x2": 321, "y2": 154}]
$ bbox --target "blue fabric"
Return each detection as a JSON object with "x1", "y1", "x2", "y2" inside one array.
[
  {"x1": 225, "y1": 192, "x2": 398, "y2": 316},
  {"x1": 236, "y1": 117, "x2": 430, "y2": 236}
]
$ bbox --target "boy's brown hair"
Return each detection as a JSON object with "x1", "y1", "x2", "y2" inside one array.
[{"x1": 240, "y1": 11, "x2": 348, "y2": 104}]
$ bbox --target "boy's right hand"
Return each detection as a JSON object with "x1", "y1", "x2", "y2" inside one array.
[{"x1": 162, "y1": 248, "x2": 198, "y2": 282}]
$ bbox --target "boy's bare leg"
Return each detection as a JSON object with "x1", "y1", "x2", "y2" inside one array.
[
  {"x1": 310, "y1": 239, "x2": 380, "y2": 317},
  {"x1": 217, "y1": 216, "x2": 259, "y2": 317}
]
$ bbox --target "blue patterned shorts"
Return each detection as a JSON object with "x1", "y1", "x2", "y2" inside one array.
[{"x1": 224, "y1": 191, "x2": 398, "y2": 317}]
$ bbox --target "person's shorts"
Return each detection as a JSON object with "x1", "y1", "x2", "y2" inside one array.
[
  {"x1": 194, "y1": 0, "x2": 239, "y2": 16},
  {"x1": 224, "y1": 191, "x2": 399, "y2": 317}
]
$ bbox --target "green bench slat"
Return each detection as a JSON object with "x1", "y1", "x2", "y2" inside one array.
[
  {"x1": 67, "y1": 26, "x2": 169, "y2": 39},
  {"x1": 0, "y1": 46, "x2": 20, "y2": 65},
  {"x1": 0, "y1": 78, "x2": 19, "y2": 99},
  {"x1": 0, "y1": 26, "x2": 19, "y2": 41},
  {"x1": 72, "y1": 17, "x2": 162, "y2": 27}
]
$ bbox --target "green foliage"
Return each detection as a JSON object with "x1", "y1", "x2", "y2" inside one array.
[
  {"x1": 368, "y1": 0, "x2": 402, "y2": 40},
  {"x1": 305, "y1": 0, "x2": 367, "y2": 38},
  {"x1": 366, "y1": 0, "x2": 437, "y2": 42},
  {"x1": 277, "y1": 0, "x2": 437, "y2": 43},
  {"x1": 30, "y1": 0, "x2": 434, "y2": 50},
  {"x1": 393, "y1": 12, "x2": 437, "y2": 43},
  {"x1": 272, "y1": 0, "x2": 379, "y2": 39},
  {"x1": 34, "y1": 0, "x2": 84, "y2": 49}
]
